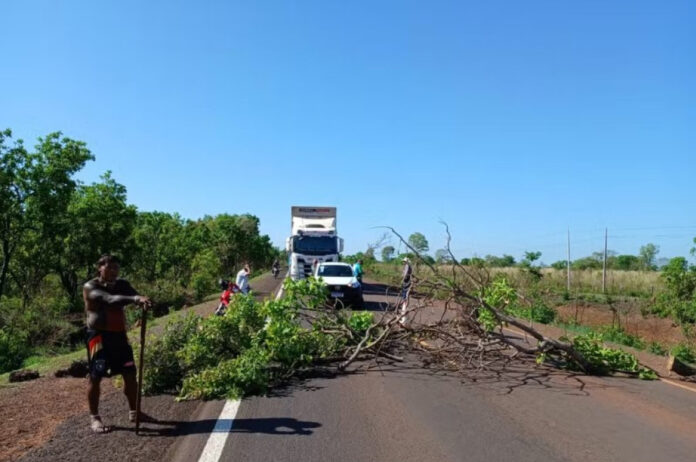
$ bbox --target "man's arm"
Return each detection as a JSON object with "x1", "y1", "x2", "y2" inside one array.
[
  {"x1": 84, "y1": 284, "x2": 146, "y2": 308},
  {"x1": 83, "y1": 283, "x2": 150, "y2": 311}
]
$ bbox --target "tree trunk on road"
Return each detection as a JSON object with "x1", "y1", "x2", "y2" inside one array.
[{"x1": 668, "y1": 355, "x2": 696, "y2": 376}]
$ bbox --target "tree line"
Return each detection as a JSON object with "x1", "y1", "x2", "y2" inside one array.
[
  {"x1": 353, "y1": 226, "x2": 666, "y2": 272},
  {"x1": 0, "y1": 129, "x2": 277, "y2": 372}
]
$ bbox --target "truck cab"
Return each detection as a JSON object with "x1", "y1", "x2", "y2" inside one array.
[{"x1": 286, "y1": 206, "x2": 344, "y2": 280}]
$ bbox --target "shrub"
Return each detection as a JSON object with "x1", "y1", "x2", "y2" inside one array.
[
  {"x1": 512, "y1": 302, "x2": 557, "y2": 324},
  {"x1": 143, "y1": 278, "x2": 362, "y2": 400},
  {"x1": 671, "y1": 343, "x2": 696, "y2": 364},
  {"x1": 482, "y1": 278, "x2": 556, "y2": 324},
  {"x1": 648, "y1": 342, "x2": 667, "y2": 356},
  {"x1": 600, "y1": 326, "x2": 645, "y2": 350},
  {"x1": 661, "y1": 257, "x2": 696, "y2": 300},
  {"x1": 0, "y1": 328, "x2": 30, "y2": 373},
  {"x1": 568, "y1": 333, "x2": 656, "y2": 379},
  {"x1": 180, "y1": 347, "x2": 271, "y2": 400},
  {"x1": 348, "y1": 312, "x2": 374, "y2": 334},
  {"x1": 139, "y1": 313, "x2": 200, "y2": 394}
]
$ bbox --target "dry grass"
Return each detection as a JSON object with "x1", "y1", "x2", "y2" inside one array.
[{"x1": 368, "y1": 263, "x2": 663, "y2": 298}]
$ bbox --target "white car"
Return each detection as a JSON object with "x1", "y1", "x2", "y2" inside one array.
[{"x1": 313, "y1": 262, "x2": 364, "y2": 308}]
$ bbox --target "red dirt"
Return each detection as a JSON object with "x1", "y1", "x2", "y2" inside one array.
[
  {"x1": 555, "y1": 301, "x2": 688, "y2": 347},
  {"x1": 0, "y1": 376, "x2": 118, "y2": 462}
]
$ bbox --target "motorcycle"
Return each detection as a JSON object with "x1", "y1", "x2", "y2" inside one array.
[
  {"x1": 272, "y1": 266, "x2": 280, "y2": 279},
  {"x1": 215, "y1": 282, "x2": 240, "y2": 316}
]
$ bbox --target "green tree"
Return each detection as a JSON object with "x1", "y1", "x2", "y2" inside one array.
[
  {"x1": 610, "y1": 255, "x2": 641, "y2": 271},
  {"x1": 56, "y1": 172, "x2": 137, "y2": 307},
  {"x1": 130, "y1": 211, "x2": 189, "y2": 283},
  {"x1": 422, "y1": 255, "x2": 436, "y2": 265},
  {"x1": 435, "y1": 249, "x2": 453, "y2": 264},
  {"x1": 470, "y1": 257, "x2": 485, "y2": 267},
  {"x1": 363, "y1": 247, "x2": 376, "y2": 261},
  {"x1": 639, "y1": 243, "x2": 660, "y2": 271},
  {"x1": 381, "y1": 245, "x2": 395, "y2": 262},
  {"x1": 0, "y1": 130, "x2": 93, "y2": 298},
  {"x1": 572, "y1": 257, "x2": 602, "y2": 270},
  {"x1": 520, "y1": 251, "x2": 543, "y2": 280},
  {"x1": 407, "y1": 232, "x2": 429, "y2": 255},
  {"x1": 190, "y1": 249, "x2": 222, "y2": 301},
  {"x1": 485, "y1": 254, "x2": 516, "y2": 267},
  {"x1": 661, "y1": 257, "x2": 696, "y2": 300}
]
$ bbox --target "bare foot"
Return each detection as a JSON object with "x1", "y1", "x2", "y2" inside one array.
[{"x1": 90, "y1": 416, "x2": 110, "y2": 434}]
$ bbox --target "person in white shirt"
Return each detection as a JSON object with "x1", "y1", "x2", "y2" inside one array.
[{"x1": 236, "y1": 264, "x2": 251, "y2": 294}]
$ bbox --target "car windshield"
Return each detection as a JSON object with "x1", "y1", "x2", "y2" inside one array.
[
  {"x1": 318, "y1": 265, "x2": 353, "y2": 277},
  {"x1": 292, "y1": 235, "x2": 338, "y2": 255}
]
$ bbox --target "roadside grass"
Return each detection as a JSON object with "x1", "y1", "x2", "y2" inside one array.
[
  {"x1": 0, "y1": 272, "x2": 273, "y2": 387},
  {"x1": 555, "y1": 322, "x2": 648, "y2": 350},
  {"x1": 0, "y1": 349, "x2": 85, "y2": 387}
]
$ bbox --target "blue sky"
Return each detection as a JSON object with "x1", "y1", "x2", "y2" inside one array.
[{"x1": 2, "y1": 1, "x2": 695, "y2": 263}]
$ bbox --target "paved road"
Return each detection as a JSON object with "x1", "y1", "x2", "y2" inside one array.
[
  {"x1": 170, "y1": 280, "x2": 696, "y2": 462},
  {"x1": 17, "y1": 276, "x2": 696, "y2": 462}
]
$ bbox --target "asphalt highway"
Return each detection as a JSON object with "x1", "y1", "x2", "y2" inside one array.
[{"x1": 169, "y1": 278, "x2": 696, "y2": 462}]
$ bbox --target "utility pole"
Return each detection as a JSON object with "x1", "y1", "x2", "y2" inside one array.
[
  {"x1": 566, "y1": 228, "x2": 571, "y2": 293},
  {"x1": 602, "y1": 227, "x2": 608, "y2": 293}
]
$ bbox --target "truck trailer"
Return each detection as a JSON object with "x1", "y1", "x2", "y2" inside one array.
[{"x1": 286, "y1": 206, "x2": 344, "y2": 280}]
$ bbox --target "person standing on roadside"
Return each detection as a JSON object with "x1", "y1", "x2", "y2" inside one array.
[
  {"x1": 400, "y1": 257, "x2": 413, "y2": 299},
  {"x1": 353, "y1": 259, "x2": 364, "y2": 285},
  {"x1": 399, "y1": 257, "x2": 413, "y2": 324},
  {"x1": 83, "y1": 254, "x2": 153, "y2": 434},
  {"x1": 236, "y1": 263, "x2": 251, "y2": 294}
]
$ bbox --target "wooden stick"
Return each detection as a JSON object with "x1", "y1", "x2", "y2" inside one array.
[{"x1": 135, "y1": 311, "x2": 147, "y2": 435}]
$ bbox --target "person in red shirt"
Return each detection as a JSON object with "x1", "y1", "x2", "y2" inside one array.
[
  {"x1": 83, "y1": 254, "x2": 152, "y2": 433},
  {"x1": 215, "y1": 281, "x2": 240, "y2": 315}
]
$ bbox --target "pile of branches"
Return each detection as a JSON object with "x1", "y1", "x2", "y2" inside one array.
[
  {"x1": 142, "y1": 229, "x2": 655, "y2": 401},
  {"x1": 340, "y1": 227, "x2": 657, "y2": 381}
]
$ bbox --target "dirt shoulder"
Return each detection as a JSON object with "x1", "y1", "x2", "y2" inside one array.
[
  {"x1": 0, "y1": 272, "x2": 282, "y2": 462},
  {"x1": 555, "y1": 301, "x2": 687, "y2": 347}
]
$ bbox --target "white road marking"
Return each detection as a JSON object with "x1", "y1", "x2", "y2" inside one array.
[
  {"x1": 197, "y1": 399, "x2": 241, "y2": 462},
  {"x1": 660, "y1": 377, "x2": 696, "y2": 393},
  {"x1": 275, "y1": 284, "x2": 284, "y2": 301},
  {"x1": 198, "y1": 276, "x2": 288, "y2": 462}
]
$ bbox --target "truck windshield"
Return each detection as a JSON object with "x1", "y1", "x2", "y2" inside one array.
[{"x1": 292, "y1": 235, "x2": 337, "y2": 255}]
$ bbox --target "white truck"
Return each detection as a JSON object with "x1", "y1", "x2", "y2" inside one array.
[{"x1": 286, "y1": 206, "x2": 344, "y2": 280}]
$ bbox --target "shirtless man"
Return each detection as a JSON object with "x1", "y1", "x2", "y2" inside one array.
[{"x1": 83, "y1": 254, "x2": 152, "y2": 433}]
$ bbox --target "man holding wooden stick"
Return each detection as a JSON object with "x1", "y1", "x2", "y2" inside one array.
[{"x1": 83, "y1": 254, "x2": 153, "y2": 434}]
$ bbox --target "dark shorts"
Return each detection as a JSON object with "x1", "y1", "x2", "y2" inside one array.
[{"x1": 86, "y1": 329, "x2": 136, "y2": 379}]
